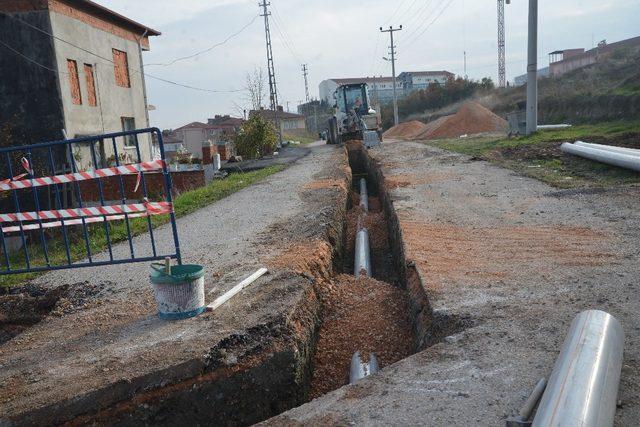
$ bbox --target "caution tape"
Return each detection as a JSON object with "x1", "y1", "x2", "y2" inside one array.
[
  {"x1": 0, "y1": 202, "x2": 172, "y2": 223},
  {"x1": 1, "y1": 206, "x2": 172, "y2": 233},
  {"x1": 0, "y1": 160, "x2": 166, "y2": 192}
]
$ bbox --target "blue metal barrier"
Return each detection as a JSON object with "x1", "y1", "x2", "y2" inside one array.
[{"x1": 0, "y1": 127, "x2": 181, "y2": 275}]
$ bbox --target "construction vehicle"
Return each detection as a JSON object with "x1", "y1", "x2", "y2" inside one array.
[{"x1": 327, "y1": 83, "x2": 381, "y2": 146}]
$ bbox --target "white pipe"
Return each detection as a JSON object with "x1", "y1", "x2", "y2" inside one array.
[
  {"x1": 560, "y1": 142, "x2": 640, "y2": 172},
  {"x1": 359, "y1": 178, "x2": 369, "y2": 212},
  {"x1": 350, "y1": 351, "x2": 379, "y2": 383},
  {"x1": 206, "y1": 268, "x2": 268, "y2": 311},
  {"x1": 574, "y1": 141, "x2": 640, "y2": 157},
  {"x1": 354, "y1": 228, "x2": 372, "y2": 277},
  {"x1": 537, "y1": 124, "x2": 572, "y2": 130},
  {"x1": 533, "y1": 310, "x2": 624, "y2": 427}
]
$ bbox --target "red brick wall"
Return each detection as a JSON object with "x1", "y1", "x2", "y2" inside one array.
[
  {"x1": 202, "y1": 145, "x2": 215, "y2": 165},
  {"x1": 79, "y1": 170, "x2": 205, "y2": 201}
]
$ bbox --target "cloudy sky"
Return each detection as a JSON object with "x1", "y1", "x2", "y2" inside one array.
[{"x1": 99, "y1": 0, "x2": 639, "y2": 129}]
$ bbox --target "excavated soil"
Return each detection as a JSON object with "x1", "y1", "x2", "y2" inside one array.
[
  {"x1": 415, "y1": 101, "x2": 507, "y2": 140},
  {"x1": 309, "y1": 274, "x2": 413, "y2": 399},
  {"x1": 399, "y1": 218, "x2": 615, "y2": 293},
  {"x1": 382, "y1": 120, "x2": 429, "y2": 140}
]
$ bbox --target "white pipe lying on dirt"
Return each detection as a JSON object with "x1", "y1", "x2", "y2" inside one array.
[
  {"x1": 349, "y1": 351, "x2": 379, "y2": 383},
  {"x1": 537, "y1": 124, "x2": 572, "y2": 130},
  {"x1": 574, "y1": 141, "x2": 640, "y2": 157},
  {"x1": 560, "y1": 142, "x2": 640, "y2": 172},
  {"x1": 359, "y1": 178, "x2": 369, "y2": 212},
  {"x1": 533, "y1": 310, "x2": 624, "y2": 427},
  {"x1": 354, "y1": 228, "x2": 371, "y2": 277},
  {"x1": 206, "y1": 268, "x2": 268, "y2": 311}
]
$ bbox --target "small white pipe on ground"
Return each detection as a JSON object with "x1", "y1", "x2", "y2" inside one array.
[
  {"x1": 537, "y1": 124, "x2": 572, "y2": 130},
  {"x1": 533, "y1": 310, "x2": 624, "y2": 427},
  {"x1": 206, "y1": 267, "x2": 268, "y2": 311},
  {"x1": 560, "y1": 142, "x2": 640, "y2": 172},
  {"x1": 354, "y1": 228, "x2": 372, "y2": 277},
  {"x1": 359, "y1": 178, "x2": 369, "y2": 212},
  {"x1": 574, "y1": 141, "x2": 640, "y2": 157}
]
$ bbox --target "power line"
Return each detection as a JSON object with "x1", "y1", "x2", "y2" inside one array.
[
  {"x1": 145, "y1": 14, "x2": 260, "y2": 67},
  {"x1": 0, "y1": 38, "x2": 67, "y2": 74},
  {"x1": 405, "y1": 0, "x2": 456, "y2": 48},
  {"x1": 0, "y1": 10, "x2": 242, "y2": 94},
  {"x1": 270, "y1": 3, "x2": 305, "y2": 64}
]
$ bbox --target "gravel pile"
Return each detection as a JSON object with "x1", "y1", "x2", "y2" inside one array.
[
  {"x1": 383, "y1": 120, "x2": 429, "y2": 140},
  {"x1": 415, "y1": 101, "x2": 507, "y2": 140}
]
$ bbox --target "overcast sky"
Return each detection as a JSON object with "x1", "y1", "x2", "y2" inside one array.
[{"x1": 99, "y1": 0, "x2": 639, "y2": 129}]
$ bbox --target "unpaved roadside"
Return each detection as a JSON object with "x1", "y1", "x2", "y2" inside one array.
[{"x1": 267, "y1": 140, "x2": 640, "y2": 425}]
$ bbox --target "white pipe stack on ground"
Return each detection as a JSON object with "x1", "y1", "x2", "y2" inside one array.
[
  {"x1": 354, "y1": 228, "x2": 372, "y2": 277},
  {"x1": 574, "y1": 141, "x2": 640, "y2": 157},
  {"x1": 560, "y1": 142, "x2": 640, "y2": 172},
  {"x1": 533, "y1": 310, "x2": 624, "y2": 427},
  {"x1": 359, "y1": 178, "x2": 369, "y2": 212},
  {"x1": 537, "y1": 124, "x2": 572, "y2": 130}
]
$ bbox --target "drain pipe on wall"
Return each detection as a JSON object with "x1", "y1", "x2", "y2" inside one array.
[{"x1": 532, "y1": 310, "x2": 624, "y2": 427}]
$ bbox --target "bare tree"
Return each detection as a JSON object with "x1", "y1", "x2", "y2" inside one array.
[{"x1": 245, "y1": 67, "x2": 267, "y2": 111}]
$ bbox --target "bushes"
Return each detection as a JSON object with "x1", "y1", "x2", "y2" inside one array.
[{"x1": 234, "y1": 116, "x2": 278, "y2": 159}]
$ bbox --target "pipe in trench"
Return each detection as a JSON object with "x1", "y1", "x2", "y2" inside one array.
[
  {"x1": 574, "y1": 141, "x2": 640, "y2": 157},
  {"x1": 359, "y1": 178, "x2": 369, "y2": 212},
  {"x1": 354, "y1": 228, "x2": 372, "y2": 277},
  {"x1": 533, "y1": 310, "x2": 624, "y2": 427},
  {"x1": 560, "y1": 142, "x2": 640, "y2": 172},
  {"x1": 349, "y1": 351, "x2": 379, "y2": 383}
]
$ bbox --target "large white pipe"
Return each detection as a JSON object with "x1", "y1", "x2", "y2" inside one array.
[
  {"x1": 574, "y1": 141, "x2": 640, "y2": 157},
  {"x1": 350, "y1": 351, "x2": 379, "y2": 383},
  {"x1": 533, "y1": 310, "x2": 624, "y2": 427},
  {"x1": 359, "y1": 178, "x2": 369, "y2": 212},
  {"x1": 560, "y1": 142, "x2": 640, "y2": 172},
  {"x1": 354, "y1": 228, "x2": 371, "y2": 277}
]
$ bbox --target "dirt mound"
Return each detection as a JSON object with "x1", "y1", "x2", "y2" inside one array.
[
  {"x1": 383, "y1": 120, "x2": 429, "y2": 140},
  {"x1": 415, "y1": 101, "x2": 507, "y2": 140}
]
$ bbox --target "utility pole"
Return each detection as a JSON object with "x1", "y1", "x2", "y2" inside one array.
[
  {"x1": 463, "y1": 51, "x2": 468, "y2": 79},
  {"x1": 302, "y1": 64, "x2": 310, "y2": 103},
  {"x1": 526, "y1": 0, "x2": 538, "y2": 135},
  {"x1": 259, "y1": 1, "x2": 281, "y2": 143},
  {"x1": 497, "y1": 0, "x2": 506, "y2": 88},
  {"x1": 380, "y1": 25, "x2": 402, "y2": 126}
]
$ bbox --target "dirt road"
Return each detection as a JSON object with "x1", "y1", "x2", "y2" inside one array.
[{"x1": 268, "y1": 140, "x2": 640, "y2": 425}]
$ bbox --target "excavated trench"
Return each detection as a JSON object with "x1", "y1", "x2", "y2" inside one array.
[{"x1": 0, "y1": 142, "x2": 469, "y2": 426}]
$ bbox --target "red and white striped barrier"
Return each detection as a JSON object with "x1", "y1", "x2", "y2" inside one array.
[
  {"x1": 0, "y1": 202, "x2": 172, "y2": 223},
  {"x1": 0, "y1": 160, "x2": 165, "y2": 192},
  {"x1": 1, "y1": 206, "x2": 172, "y2": 233}
]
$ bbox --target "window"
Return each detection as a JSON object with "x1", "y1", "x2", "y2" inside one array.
[
  {"x1": 121, "y1": 117, "x2": 136, "y2": 147},
  {"x1": 84, "y1": 64, "x2": 97, "y2": 106},
  {"x1": 112, "y1": 49, "x2": 130, "y2": 88},
  {"x1": 67, "y1": 59, "x2": 82, "y2": 105}
]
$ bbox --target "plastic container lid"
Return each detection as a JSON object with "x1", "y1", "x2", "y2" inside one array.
[{"x1": 150, "y1": 264, "x2": 205, "y2": 285}]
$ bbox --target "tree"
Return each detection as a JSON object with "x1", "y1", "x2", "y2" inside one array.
[
  {"x1": 244, "y1": 68, "x2": 267, "y2": 111},
  {"x1": 234, "y1": 115, "x2": 277, "y2": 159}
]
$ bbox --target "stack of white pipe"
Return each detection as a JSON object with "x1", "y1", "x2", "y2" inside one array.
[{"x1": 560, "y1": 140, "x2": 640, "y2": 172}]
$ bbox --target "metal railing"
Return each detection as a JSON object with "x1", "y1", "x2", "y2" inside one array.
[{"x1": 0, "y1": 127, "x2": 181, "y2": 275}]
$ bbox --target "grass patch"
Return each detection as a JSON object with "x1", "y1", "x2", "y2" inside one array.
[
  {"x1": 426, "y1": 120, "x2": 640, "y2": 188},
  {"x1": 0, "y1": 165, "x2": 285, "y2": 288}
]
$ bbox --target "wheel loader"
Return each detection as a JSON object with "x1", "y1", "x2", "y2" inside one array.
[{"x1": 327, "y1": 83, "x2": 382, "y2": 147}]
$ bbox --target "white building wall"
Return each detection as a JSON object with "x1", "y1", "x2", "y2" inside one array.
[
  {"x1": 319, "y1": 79, "x2": 339, "y2": 103},
  {"x1": 49, "y1": 10, "x2": 152, "y2": 167},
  {"x1": 178, "y1": 128, "x2": 206, "y2": 159}
]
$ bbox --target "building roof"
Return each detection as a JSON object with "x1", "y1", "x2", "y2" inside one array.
[
  {"x1": 401, "y1": 70, "x2": 454, "y2": 77},
  {"x1": 330, "y1": 77, "x2": 394, "y2": 84},
  {"x1": 208, "y1": 116, "x2": 244, "y2": 127},
  {"x1": 549, "y1": 36, "x2": 640, "y2": 63},
  {"x1": 68, "y1": 0, "x2": 161, "y2": 36},
  {"x1": 175, "y1": 121, "x2": 212, "y2": 131},
  {"x1": 250, "y1": 109, "x2": 305, "y2": 120}
]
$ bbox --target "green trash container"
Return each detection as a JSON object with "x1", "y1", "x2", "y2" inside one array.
[{"x1": 150, "y1": 264, "x2": 205, "y2": 320}]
